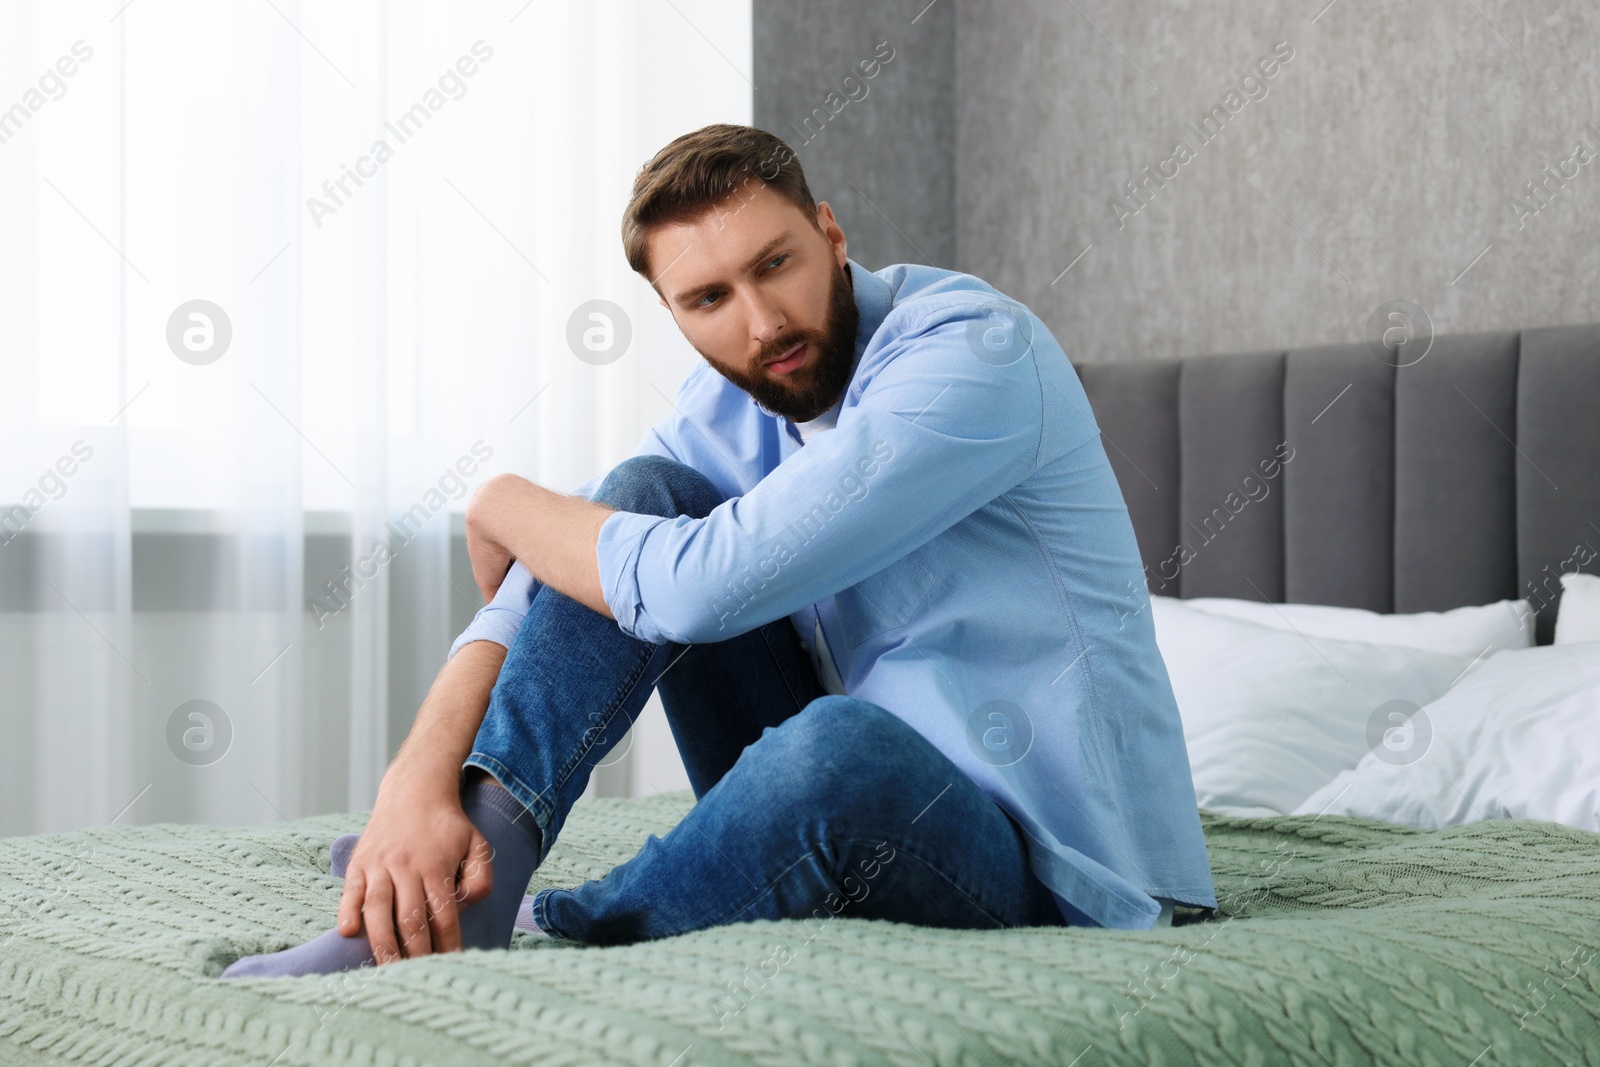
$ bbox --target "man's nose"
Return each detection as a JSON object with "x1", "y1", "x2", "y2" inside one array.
[{"x1": 743, "y1": 289, "x2": 787, "y2": 346}]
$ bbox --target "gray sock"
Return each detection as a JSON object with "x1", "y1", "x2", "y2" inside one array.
[
  {"x1": 220, "y1": 775, "x2": 543, "y2": 978},
  {"x1": 330, "y1": 830, "x2": 548, "y2": 936},
  {"x1": 455, "y1": 775, "x2": 544, "y2": 950}
]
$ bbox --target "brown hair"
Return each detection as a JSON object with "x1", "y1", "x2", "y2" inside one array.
[{"x1": 621, "y1": 124, "x2": 817, "y2": 283}]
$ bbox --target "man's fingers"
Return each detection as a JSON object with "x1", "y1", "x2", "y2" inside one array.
[
  {"x1": 475, "y1": 561, "x2": 509, "y2": 604},
  {"x1": 425, "y1": 872, "x2": 463, "y2": 954},
  {"x1": 394, "y1": 877, "x2": 433, "y2": 960},
  {"x1": 466, "y1": 530, "x2": 493, "y2": 602},
  {"x1": 362, "y1": 874, "x2": 401, "y2": 966},
  {"x1": 457, "y1": 831, "x2": 495, "y2": 908},
  {"x1": 337, "y1": 867, "x2": 366, "y2": 936},
  {"x1": 471, "y1": 558, "x2": 496, "y2": 605},
  {"x1": 466, "y1": 525, "x2": 512, "y2": 603}
]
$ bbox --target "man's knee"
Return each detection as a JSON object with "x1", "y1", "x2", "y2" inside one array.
[
  {"x1": 785, "y1": 696, "x2": 905, "y2": 746},
  {"x1": 752, "y1": 697, "x2": 921, "y2": 812},
  {"x1": 593, "y1": 455, "x2": 723, "y2": 518}
]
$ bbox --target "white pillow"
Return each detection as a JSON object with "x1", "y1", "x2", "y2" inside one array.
[
  {"x1": 1293, "y1": 645, "x2": 1600, "y2": 833},
  {"x1": 1174, "y1": 594, "x2": 1534, "y2": 659},
  {"x1": 1555, "y1": 572, "x2": 1600, "y2": 644},
  {"x1": 1150, "y1": 596, "x2": 1478, "y2": 817}
]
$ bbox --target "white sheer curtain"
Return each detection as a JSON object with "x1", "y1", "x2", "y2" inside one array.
[{"x1": 0, "y1": 0, "x2": 751, "y2": 836}]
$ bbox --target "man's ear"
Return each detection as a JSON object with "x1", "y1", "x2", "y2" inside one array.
[{"x1": 815, "y1": 201, "x2": 848, "y2": 266}]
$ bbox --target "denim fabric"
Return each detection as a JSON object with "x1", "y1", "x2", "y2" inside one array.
[{"x1": 462, "y1": 455, "x2": 1066, "y2": 946}]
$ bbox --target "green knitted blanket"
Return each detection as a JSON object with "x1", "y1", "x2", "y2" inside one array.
[{"x1": 2, "y1": 793, "x2": 1597, "y2": 1066}]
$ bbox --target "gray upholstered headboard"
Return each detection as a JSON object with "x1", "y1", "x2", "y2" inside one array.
[{"x1": 1071, "y1": 323, "x2": 1600, "y2": 645}]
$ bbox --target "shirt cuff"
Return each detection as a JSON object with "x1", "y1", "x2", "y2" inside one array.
[
  {"x1": 446, "y1": 604, "x2": 526, "y2": 662},
  {"x1": 596, "y1": 509, "x2": 673, "y2": 643}
]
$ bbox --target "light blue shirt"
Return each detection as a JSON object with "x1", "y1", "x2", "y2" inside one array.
[{"x1": 449, "y1": 258, "x2": 1218, "y2": 928}]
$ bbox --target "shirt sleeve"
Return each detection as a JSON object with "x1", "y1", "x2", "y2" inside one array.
[
  {"x1": 597, "y1": 303, "x2": 1056, "y2": 645},
  {"x1": 444, "y1": 410, "x2": 690, "y2": 663}
]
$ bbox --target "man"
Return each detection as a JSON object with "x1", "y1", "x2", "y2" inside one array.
[{"x1": 222, "y1": 124, "x2": 1215, "y2": 978}]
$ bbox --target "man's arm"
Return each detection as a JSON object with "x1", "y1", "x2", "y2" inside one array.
[
  {"x1": 336, "y1": 638, "x2": 507, "y2": 965},
  {"x1": 443, "y1": 366, "x2": 726, "y2": 663},
  {"x1": 582, "y1": 303, "x2": 1080, "y2": 645},
  {"x1": 464, "y1": 476, "x2": 616, "y2": 615}
]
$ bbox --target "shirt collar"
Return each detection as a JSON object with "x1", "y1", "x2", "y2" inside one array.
[
  {"x1": 756, "y1": 257, "x2": 891, "y2": 423},
  {"x1": 846, "y1": 256, "x2": 893, "y2": 358}
]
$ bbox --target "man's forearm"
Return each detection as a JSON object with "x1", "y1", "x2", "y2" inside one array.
[
  {"x1": 468, "y1": 474, "x2": 615, "y2": 617},
  {"x1": 385, "y1": 638, "x2": 509, "y2": 796}
]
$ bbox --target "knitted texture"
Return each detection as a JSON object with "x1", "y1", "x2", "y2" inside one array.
[{"x1": 2, "y1": 794, "x2": 1598, "y2": 1066}]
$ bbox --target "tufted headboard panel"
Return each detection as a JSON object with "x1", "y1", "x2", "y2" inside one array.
[{"x1": 1071, "y1": 323, "x2": 1600, "y2": 644}]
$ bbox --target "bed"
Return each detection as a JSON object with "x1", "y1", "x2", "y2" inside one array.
[
  {"x1": 4, "y1": 793, "x2": 1600, "y2": 1066},
  {"x1": 4, "y1": 322, "x2": 1599, "y2": 1066}
]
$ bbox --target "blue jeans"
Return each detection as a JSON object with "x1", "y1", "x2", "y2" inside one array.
[{"x1": 463, "y1": 455, "x2": 1068, "y2": 945}]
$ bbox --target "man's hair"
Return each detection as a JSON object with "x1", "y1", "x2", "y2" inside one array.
[{"x1": 621, "y1": 124, "x2": 817, "y2": 282}]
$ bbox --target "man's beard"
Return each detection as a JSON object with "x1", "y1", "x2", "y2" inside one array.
[{"x1": 702, "y1": 260, "x2": 859, "y2": 423}]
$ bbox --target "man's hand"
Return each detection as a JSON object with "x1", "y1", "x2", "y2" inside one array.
[
  {"x1": 336, "y1": 637, "x2": 506, "y2": 966},
  {"x1": 336, "y1": 767, "x2": 494, "y2": 965},
  {"x1": 464, "y1": 495, "x2": 514, "y2": 603}
]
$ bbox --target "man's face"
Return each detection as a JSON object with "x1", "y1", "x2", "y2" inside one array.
[{"x1": 648, "y1": 181, "x2": 859, "y2": 423}]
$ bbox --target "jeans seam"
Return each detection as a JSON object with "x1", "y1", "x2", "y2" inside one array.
[{"x1": 548, "y1": 638, "x2": 660, "y2": 807}]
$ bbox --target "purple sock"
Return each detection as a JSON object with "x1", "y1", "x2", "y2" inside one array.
[
  {"x1": 329, "y1": 832, "x2": 360, "y2": 879},
  {"x1": 218, "y1": 926, "x2": 379, "y2": 979},
  {"x1": 221, "y1": 776, "x2": 544, "y2": 978}
]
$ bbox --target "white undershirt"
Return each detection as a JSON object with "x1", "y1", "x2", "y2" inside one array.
[{"x1": 793, "y1": 397, "x2": 842, "y2": 441}]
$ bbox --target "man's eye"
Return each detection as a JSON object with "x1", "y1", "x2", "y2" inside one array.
[{"x1": 695, "y1": 255, "x2": 784, "y2": 307}]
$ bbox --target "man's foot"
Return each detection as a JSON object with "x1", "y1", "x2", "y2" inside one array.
[
  {"x1": 220, "y1": 779, "x2": 544, "y2": 978},
  {"x1": 220, "y1": 927, "x2": 379, "y2": 978},
  {"x1": 329, "y1": 831, "x2": 548, "y2": 936},
  {"x1": 329, "y1": 831, "x2": 361, "y2": 879}
]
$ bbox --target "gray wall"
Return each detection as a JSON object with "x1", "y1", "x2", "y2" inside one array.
[
  {"x1": 757, "y1": 0, "x2": 1600, "y2": 362},
  {"x1": 754, "y1": 0, "x2": 956, "y2": 271}
]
